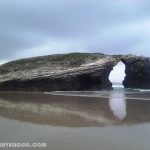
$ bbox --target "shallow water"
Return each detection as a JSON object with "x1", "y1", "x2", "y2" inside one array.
[{"x1": 0, "y1": 88, "x2": 150, "y2": 150}]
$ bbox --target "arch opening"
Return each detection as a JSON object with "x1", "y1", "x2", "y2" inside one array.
[{"x1": 109, "y1": 61, "x2": 126, "y2": 88}]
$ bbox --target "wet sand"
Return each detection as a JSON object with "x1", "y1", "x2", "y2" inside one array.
[{"x1": 0, "y1": 91, "x2": 150, "y2": 150}]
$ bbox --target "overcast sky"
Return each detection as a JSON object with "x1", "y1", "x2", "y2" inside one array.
[
  {"x1": 0, "y1": 0, "x2": 150, "y2": 63},
  {"x1": 109, "y1": 62, "x2": 125, "y2": 83}
]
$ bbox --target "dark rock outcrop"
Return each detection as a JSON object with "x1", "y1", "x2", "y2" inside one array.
[
  {"x1": 0, "y1": 53, "x2": 149, "y2": 91},
  {"x1": 122, "y1": 55, "x2": 150, "y2": 89}
]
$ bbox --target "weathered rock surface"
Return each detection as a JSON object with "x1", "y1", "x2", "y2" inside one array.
[
  {"x1": 0, "y1": 53, "x2": 149, "y2": 91},
  {"x1": 122, "y1": 55, "x2": 150, "y2": 89}
]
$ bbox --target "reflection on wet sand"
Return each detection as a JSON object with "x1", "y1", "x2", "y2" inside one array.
[
  {"x1": 109, "y1": 92, "x2": 126, "y2": 120},
  {"x1": 0, "y1": 91, "x2": 150, "y2": 127}
]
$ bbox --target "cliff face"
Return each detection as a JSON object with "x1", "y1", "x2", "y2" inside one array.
[
  {"x1": 122, "y1": 55, "x2": 150, "y2": 89},
  {"x1": 0, "y1": 53, "x2": 149, "y2": 91}
]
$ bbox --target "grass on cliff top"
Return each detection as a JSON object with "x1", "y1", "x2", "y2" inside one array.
[
  {"x1": 0, "y1": 53, "x2": 105, "y2": 74},
  {"x1": 49, "y1": 53, "x2": 104, "y2": 62}
]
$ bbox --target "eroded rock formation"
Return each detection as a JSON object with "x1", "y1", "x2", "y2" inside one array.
[
  {"x1": 0, "y1": 53, "x2": 149, "y2": 91},
  {"x1": 122, "y1": 55, "x2": 150, "y2": 89}
]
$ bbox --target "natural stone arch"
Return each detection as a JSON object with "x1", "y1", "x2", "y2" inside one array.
[{"x1": 0, "y1": 53, "x2": 150, "y2": 91}]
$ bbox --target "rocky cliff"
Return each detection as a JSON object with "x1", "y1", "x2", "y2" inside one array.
[
  {"x1": 122, "y1": 55, "x2": 150, "y2": 89},
  {"x1": 0, "y1": 53, "x2": 149, "y2": 91}
]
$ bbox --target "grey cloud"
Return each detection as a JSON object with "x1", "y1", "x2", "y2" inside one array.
[{"x1": 0, "y1": 0, "x2": 150, "y2": 62}]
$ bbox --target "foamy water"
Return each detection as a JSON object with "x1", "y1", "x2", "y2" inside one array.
[{"x1": 45, "y1": 85, "x2": 150, "y2": 101}]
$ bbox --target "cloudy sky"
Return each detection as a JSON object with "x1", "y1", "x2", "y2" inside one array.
[
  {"x1": 0, "y1": 0, "x2": 150, "y2": 63},
  {"x1": 109, "y1": 62, "x2": 125, "y2": 83}
]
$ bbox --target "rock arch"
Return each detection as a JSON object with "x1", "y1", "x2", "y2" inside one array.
[{"x1": 0, "y1": 53, "x2": 150, "y2": 91}]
